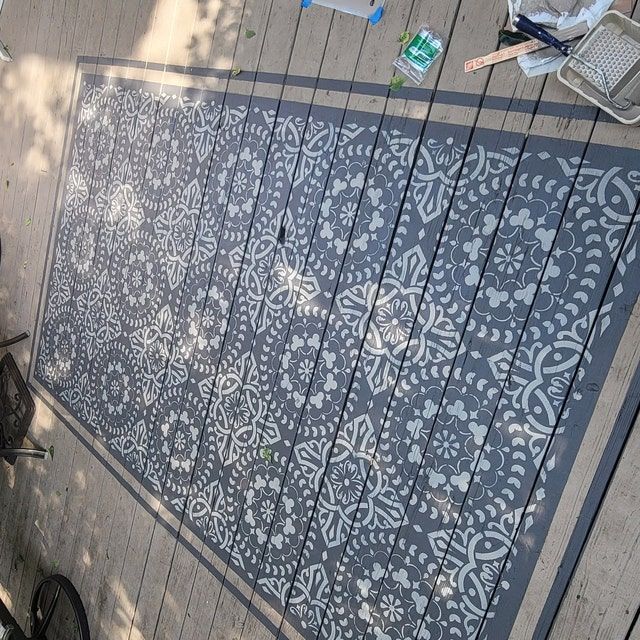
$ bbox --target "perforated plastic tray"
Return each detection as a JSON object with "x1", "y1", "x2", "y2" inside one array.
[{"x1": 558, "y1": 11, "x2": 640, "y2": 125}]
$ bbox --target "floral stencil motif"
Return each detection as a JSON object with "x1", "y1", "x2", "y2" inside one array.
[{"x1": 36, "y1": 75, "x2": 640, "y2": 640}]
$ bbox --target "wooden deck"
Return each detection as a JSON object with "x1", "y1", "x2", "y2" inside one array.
[{"x1": 1, "y1": 1, "x2": 640, "y2": 639}]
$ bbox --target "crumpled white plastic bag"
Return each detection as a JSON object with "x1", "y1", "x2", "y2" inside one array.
[{"x1": 507, "y1": 0, "x2": 614, "y2": 75}]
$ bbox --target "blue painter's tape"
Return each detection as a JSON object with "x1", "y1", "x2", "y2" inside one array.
[
  {"x1": 369, "y1": 5, "x2": 383, "y2": 24},
  {"x1": 301, "y1": 0, "x2": 313, "y2": 7}
]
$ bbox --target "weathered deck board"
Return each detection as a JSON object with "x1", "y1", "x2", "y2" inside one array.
[
  {"x1": 0, "y1": 0, "x2": 84, "y2": 624},
  {"x1": 200, "y1": 3, "x2": 374, "y2": 639},
  {"x1": 549, "y1": 408, "x2": 640, "y2": 638},
  {"x1": 2, "y1": 1, "x2": 640, "y2": 640},
  {"x1": 149, "y1": 0, "x2": 251, "y2": 635}
]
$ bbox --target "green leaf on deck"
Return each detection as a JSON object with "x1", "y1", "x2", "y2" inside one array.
[
  {"x1": 259, "y1": 446, "x2": 273, "y2": 463},
  {"x1": 48, "y1": 445, "x2": 55, "y2": 460},
  {"x1": 25, "y1": 218, "x2": 32, "y2": 226},
  {"x1": 231, "y1": 67, "x2": 242, "y2": 77},
  {"x1": 245, "y1": 29, "x2": 256, "y2": 39},
  {"x1": 52, "y1": 560, "x2": 59, "y2": 571},
  {"x1": 389, "y1": 76, "x2": 405, "y2": 92},
  {"x1": 398, "y1": 31, "x2": 411, "y2": 45}
]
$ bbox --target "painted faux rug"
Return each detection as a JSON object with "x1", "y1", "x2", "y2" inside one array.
[{"x1": 34, "y1": 72, "x2": 640, "y2": 639}]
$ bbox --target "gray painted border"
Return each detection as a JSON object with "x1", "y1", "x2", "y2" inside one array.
[
  {"x1": 530, "y1": 265, "x2": 640, "y2": 639},
  {"x1": 476, "y1": 151, "x2": 640, "y2": 640},
  {"x1": 77, "y1": 55, "x2": 607, "y2": 123},
  {"x1": 536, "y1": 360, "x2": 640, "y2": 638}
]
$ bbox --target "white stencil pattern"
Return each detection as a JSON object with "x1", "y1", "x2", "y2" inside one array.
[{"x1": 36, "y1": 77, "x2": 640, "y2": 640}]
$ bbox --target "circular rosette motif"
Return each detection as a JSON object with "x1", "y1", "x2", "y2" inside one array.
[
  {"x1": 36, "y1": 310, "x2": 86, "y2": 396},
  {"x1": 44, "y1": 258, "x2": 72, "y2": 315},
  {"x1": 150, "y1": 387, "x2": 208, "y2": 499},
  {"x1": 56, "y1": 213, "x2": 106, "y2": 296},
  {"x1": 365, "y1": 246, "x2": 427, "y2": 348},
  {"x1": 63, "y1": 166, "x2": 90, "y2": 210},
  {"x1": 376, "y1": 296, "x2": 416, "y2": 348},
  {"x1": 95, "y1": 180, "x2": 144, "y2": 237},
  {"x1": 130, "y1": 305, "x2": 175, "y2": 408},
  {"x1": 142, "y1": 108, "x2": 191, "y2": 212},
  {"x1": 154, "y1": 184, "x2": 202, "y2": 289},
  {"x1": 76, "y1": 271, "x2": 122, "y2": 359},
  {"x1": 364, "y1": 285, "x2": 422, "y2": 393},
  {"x1": 330, "y1": 457, "x2": 367, "y2": 506},
  {"x1": 92, "y1": 340, "x2": 142, "y2": 440},
  {"x1": 207, "y1": 369, "x2": 266, "y2": 468},
  {"x1": 112, "y1": 231, "x2": 164, "y2": 330}
]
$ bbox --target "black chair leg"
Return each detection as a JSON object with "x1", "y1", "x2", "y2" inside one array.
[
  {"x1": 0, "y1": 448, "x2": 48, "y2": 462},
  {"x1": 0, "y1": 331, "x2": 30, "y2": 349}
]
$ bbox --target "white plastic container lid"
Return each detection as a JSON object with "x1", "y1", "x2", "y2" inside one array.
[{"x1": 302, "y1": 0, "x2": 385, "y2": 24}]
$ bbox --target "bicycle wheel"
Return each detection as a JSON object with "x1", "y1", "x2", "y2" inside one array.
[{"x1": 29, "y1": 574, "x2": 90, "y2": 640}]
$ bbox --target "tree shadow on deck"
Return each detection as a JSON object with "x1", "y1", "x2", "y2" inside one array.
[{"x1": 0, "y1": 0, "x2": 257, "y2": 639}]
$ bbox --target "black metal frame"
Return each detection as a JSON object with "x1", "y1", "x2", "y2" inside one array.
[
  {"x1": 0, "y1": 596, "x2": 28, "y2": 639},
  {"x1": 0, "y1": 574, "x2": 90, "y2": 639},
  {"x1": 0, "y1": 332, "x2": 30, "y2": 350},
  {"x1": 0, "y1": 352, "x2": 46, "y2": 463}
]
